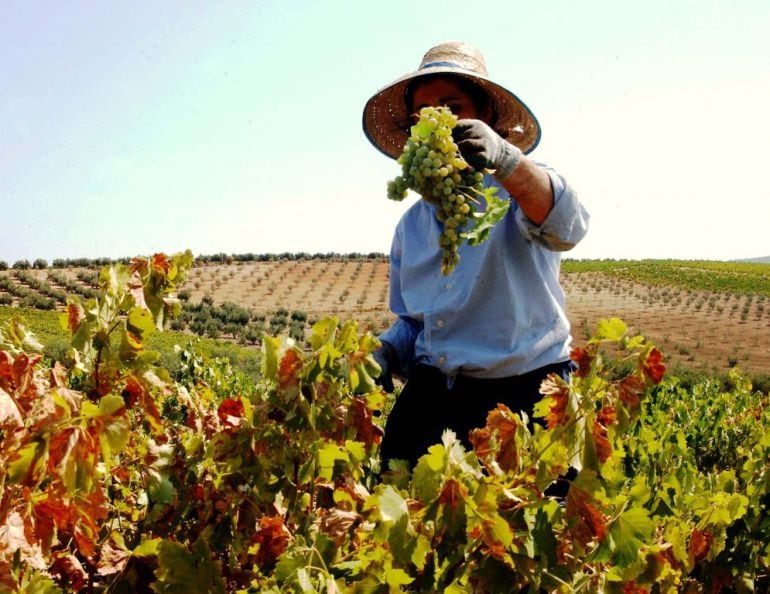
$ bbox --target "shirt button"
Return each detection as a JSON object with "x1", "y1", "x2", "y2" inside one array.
[
  {"x1": 438, "y1": 355, "x2": 446, "y2": 364},
  {"x1": 436, "y1": 319, "x2": 444, "y2": 328}
]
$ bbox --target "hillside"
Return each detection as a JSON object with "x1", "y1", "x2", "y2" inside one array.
[
  {"x1": 739, "y1": 255, "x2": 770, "y2": 264},
  {"x1": 1, "y1": 256, "x2": 769, "y2": 377}
]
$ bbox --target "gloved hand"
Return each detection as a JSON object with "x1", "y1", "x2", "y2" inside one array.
[
  {"x1": 372, "y1": 342, "x2": 396, "y2": 393},
  {"x1": 453, "y1": 119, "x2": 522, "y2": 181}
]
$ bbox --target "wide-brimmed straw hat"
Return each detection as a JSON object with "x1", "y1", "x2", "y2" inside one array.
[{"x1": 362, "y1": 41, "x2": 541, "y2": 159}]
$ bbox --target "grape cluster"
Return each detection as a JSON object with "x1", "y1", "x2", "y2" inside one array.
[{"x1": 387, "y1": 106, "x2": 485, "y2": 275}]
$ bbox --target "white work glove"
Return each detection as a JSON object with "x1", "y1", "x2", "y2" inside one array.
[{"x1": 453, "y1": 119, "x2": 522, "y2": 181}]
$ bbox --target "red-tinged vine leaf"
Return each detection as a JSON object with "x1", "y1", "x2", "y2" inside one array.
[
  {"x1": 469, "y1": 426, "x2": 493, "y2": 459},
  {"x1": 597, "y1": 406, "x2": 616, "y2": 427},
  {"x1": 151, "y1": 252, "x2": 172, "y2": 276},
  {"x1": 33, "y1": 495, "x2": 70, "y2": 552},
  {"x1": 52, "y1": 552, "x2": 87, "y2": 591},
  {"x1": 47, "y1": 427, "x2": 79, "y2": 488},
  {"x1": 475, "y1": 511, "x2": 516, "y2": 566},
  {"x1": 349, "y1": 396, "x2": 383, "y2": 447},
  {"x1": 592, "y1": 421, "x2": 612, "y2": 465},
  {"x1": 34, "y1": 490, "x2": 107, "y2": 561},
  {"x1": 6, "y1": 439, "x2": 47, "y2": 486},
  {"x1": 277, "y1": 349, "x2": 303, "y2": 392},
  {"x1": 592, "y1": 406, "x2": 617, "y2": 464},
  {"x1": 62, "y1": 302, "x2": 85, "y2": 334},
  {"x1": 0, "y1": 352, "x2": 45, "y2": 412},
  {"x1": 128, "y1": 256, "x2": 149, "y2": 278},
  {"x1": 566, "y1": 487, "x2": 608, "y2": 546},
  {"x1": 190, "y1": 483, "x2": 206, "y2": 503},
  {"x1": 341, "y1": 475, "x2": 371, "y2": 507},
  {"x1": 641, "y1": 347, "x2": 665, "y2": 385},
  {"x1": 438, "y1": 478, "x2": 467, "y2": 510},
  {"x1": 688, "y1": 527, "x2": 713, "y2": 561},
  {"x1": 253, "y1": 516, "x2": 291, "y2": 569},
  {"x1": 0, "y1": 563, "x2": 16, "y2": 592},
  {"x1": 622, "y1": 580, "x2": 650, "y2": 594},
  {"x1": 707, "y1": 568, "x2": 734, "y2": 593},
  {"x1": 49, "y1": 425, "x2": 102, "y2": 495},
  {"x1": 217, "y1": 397, "x2": 245, "y2": 429},
  {"x1": 0, "y1": 510, "x2": 47, "y2": 570},
  {"x1": 72, "y1": 488, "x2": 109, "y2": 559},
  {"x1": 50, "y1": 361, "x2": 83, "y2": 412},
  {"x1": 485, "y1": 404, "x2": 521, "y2": 472},
  {"x1": 97, "y1": 533, "x2": 131, "y2": 576},
  {"x1": 129, "y1": 252, "x2": 191, "y2": 332},
  {"x1": 317, "y1": 508, "x2": 361, "y2": 547},
  {"x1": 617, "y1": 374, "x2": 644, "y2": 410},
  {"x1": 536, "y1": 373, "x2": 571, "y2": 429},
  {"x1": 122, "y1": 374, "x2": 163, "y2": 432},
  {"x1": 127, "y1": 270, "x2": 154, "y2": 327},
  {"x1": 570, "y1": 345, "x2": 595, "y2": 378},
  {"x1": 0, "y1": 384, "x2": 23, "y2": 429},
  {"x1": 15, "y1": 352, "x2": 43, "y2": 392},
  {"x1": 556, "y1": 538, "x2": 572, "y2": 566},
  {"x1": 0, "y1": 350, "x2": 14, "y2": 386}
]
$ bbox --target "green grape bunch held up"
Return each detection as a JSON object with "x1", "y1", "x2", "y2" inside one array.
[{"x1": 387, "y1": 106, "x2": 510, "y2": 275}]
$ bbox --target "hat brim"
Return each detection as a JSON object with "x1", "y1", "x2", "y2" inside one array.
[{"x1": 363, "y1": 66, "x2": 542, "y2": 160}]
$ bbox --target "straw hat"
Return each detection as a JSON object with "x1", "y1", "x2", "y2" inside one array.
[{"x1": 362, "y1": 41, "x2": 541, "y2": 159}]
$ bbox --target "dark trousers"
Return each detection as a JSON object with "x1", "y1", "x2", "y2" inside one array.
[{"x1": 380, "y1": 360, "x2": 575, "y2": 470}]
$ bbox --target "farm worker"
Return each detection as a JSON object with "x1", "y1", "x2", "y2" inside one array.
[{"x1": 362, "y1": 41, "x2": 590, "y2": 470}]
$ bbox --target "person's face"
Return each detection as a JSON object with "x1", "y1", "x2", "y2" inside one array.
[{"x1": 410, "y1": 76, "x2": 485, "y2": 121}]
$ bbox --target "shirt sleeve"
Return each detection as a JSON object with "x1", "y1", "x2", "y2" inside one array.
[
  {"x1": 379, "y1": 317, "x2": 420, "y2": 376},
  {"x1": 515, "y1": 164, "x2": 590, "y2": 251},
  {"x1": 378, "y1": 223, "x2": 421, "y2": 375}
]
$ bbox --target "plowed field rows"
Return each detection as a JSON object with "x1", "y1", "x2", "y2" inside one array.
[{"x1": 2, "y1": 260, "x2": 769, "y2": 376}]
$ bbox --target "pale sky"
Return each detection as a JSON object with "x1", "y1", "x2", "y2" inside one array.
[{"x1": 2, "y1": 0, "x2": 769, "y2": 263}]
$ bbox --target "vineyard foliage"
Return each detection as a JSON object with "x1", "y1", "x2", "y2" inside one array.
[
  {"x1": 562, "y1": 259, "x2": 770, "y2": 297},
  {"x1": 0, "y1": 252, "x2": 769, "y2": 593}
]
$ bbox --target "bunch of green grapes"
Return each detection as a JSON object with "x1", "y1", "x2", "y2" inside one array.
[{"x1": 387, "y1": 106, "x2": 485, "y2": 275}]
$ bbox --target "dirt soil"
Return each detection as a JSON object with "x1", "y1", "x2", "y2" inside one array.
[
  {"x1": 180, "y1": 262, "x2": 769, "y2": 377},
  {"x1": 561, "y1": 273, "x2": 770, "y2": 376}
]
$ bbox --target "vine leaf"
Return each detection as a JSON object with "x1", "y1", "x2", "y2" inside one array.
[
  {"x1": 152, "y1": 537, "x2": 226, "y2": 594},
  {"x1": 590, "y1": 318, "x2": 627, "y2": 343},
  {"x1": 461, "y1": 192, "x2": 510, "y2": 246},
  {"x1": 606, "y1": 507, "x2": 654, "y2": 567}
]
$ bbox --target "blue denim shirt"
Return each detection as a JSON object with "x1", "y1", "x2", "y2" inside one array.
[{"x1": 379, "y1": 164, "x2": 589, "y2": 379}]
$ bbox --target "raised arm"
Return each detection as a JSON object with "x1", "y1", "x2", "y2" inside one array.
[
  {"x1": 454, "y1": 118, "x2": 553, "y2": 224},
  {"x1": 497, "y1": 155, "x2": 553, "y2": 225},
  {"x1": 453, "y1": 118, "x2": 588, "y2": 247}
]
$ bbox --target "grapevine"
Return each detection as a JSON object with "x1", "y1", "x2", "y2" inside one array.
[
  {"x1": 387, "y1": 106, "x2": 510, "y2": 275},
  {"x1": 1, "y1": 255, "x2": 769, "y2": 592}
]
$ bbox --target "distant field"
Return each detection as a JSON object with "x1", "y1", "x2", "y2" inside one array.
[{"x1": 1, "y1": 257, "x2": 769, "y2": 377}]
